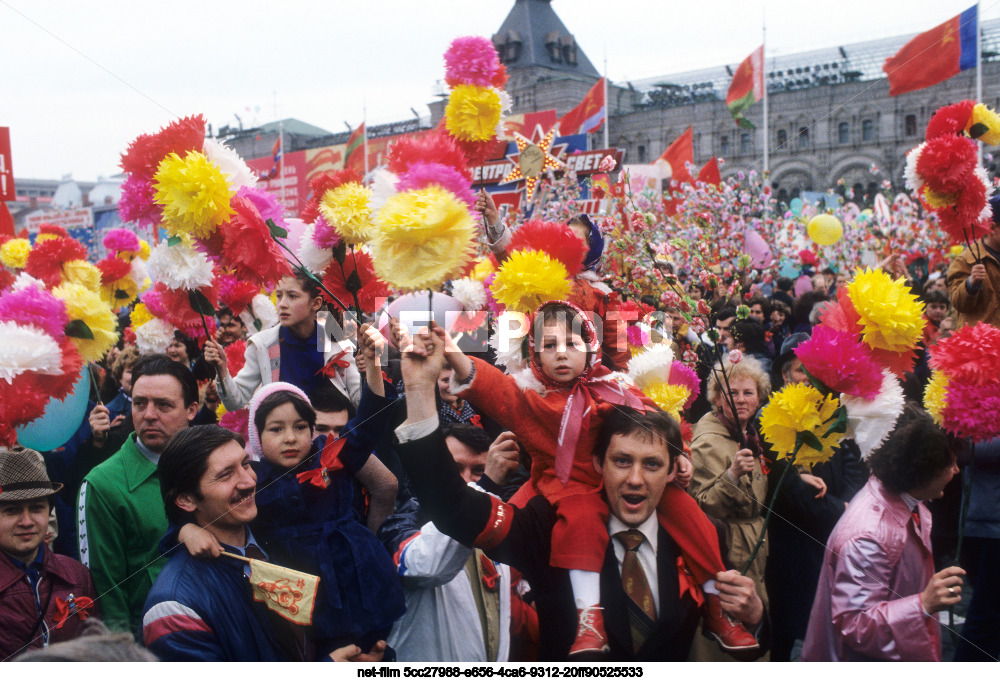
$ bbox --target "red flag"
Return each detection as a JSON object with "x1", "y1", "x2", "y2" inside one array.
[
  {"x1": 698, "y1": 158, "x2": 721, "y2": 187},
  {"x1": 555, "y1": 78, "x2": 606, "y2": 136},
  {"x1": 344, "y1": 122, "x2": 366, "y2": 174},
  {"x1": 657, "y1": 127, "x2": 694, "y2": 184},
  {"x1": 0, "y1": 201, "x2": 13, "y2": 239},
  {"x1": 726, "y1": 46, "x2": 764, "y2": 129},
  {"x1": 883, "y1": 6, "x2": 977, "y2": 96}
]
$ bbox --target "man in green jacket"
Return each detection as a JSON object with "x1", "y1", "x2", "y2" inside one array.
[{"x1": 78, "y1": 355, "x2": 199, "y2": 634}]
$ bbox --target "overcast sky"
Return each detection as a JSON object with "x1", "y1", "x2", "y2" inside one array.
[{"x1": 3, "y1": 0, "x2": 998, "y2": 180}]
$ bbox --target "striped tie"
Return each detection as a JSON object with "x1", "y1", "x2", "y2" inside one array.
[{"x1": 616, "y1": 529, "x2": 656, "y2": 653}]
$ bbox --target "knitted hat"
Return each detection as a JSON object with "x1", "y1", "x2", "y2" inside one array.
[
  {"x1": 246, "y1": 382, "x2": 312, "y2": 461},
  {"x1": 0, "y1": 447, "x2": 63, "y2": 501}
]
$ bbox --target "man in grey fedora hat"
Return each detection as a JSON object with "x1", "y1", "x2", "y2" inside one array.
[{"x1": 0, "y1": 447, "x2": 98, "y2": 660}]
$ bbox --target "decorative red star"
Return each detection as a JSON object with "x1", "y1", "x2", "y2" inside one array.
[{"x1": 501, "y1": 125, "x2": 566, "y2": 202}]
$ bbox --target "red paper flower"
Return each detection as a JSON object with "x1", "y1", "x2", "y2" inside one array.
[
  {"x1": 96, "y1": 256, "x2": 132, "y2": 285},
  {"x1": 320, "y1": 249, "x2": 391, "y2": 314},
  {"x1": 148, "y1": 281, "x2": 219, "y2": 341},
  {"x1": 122, "y1": 326, "x2": 136, "y2": 345},
  {"x1": 925, "y1": 100, "x2": 975, "y2": 140},
  {"x1": 219, "y1": 196, "x2": 292, "y2": 289},
  {"x1": 930, "y1": 322, "x2": 1000, "y2": 386},
  {"x1": 916, "y1": 135, "x2": 978, "y2": 195},
  {"x1": 0, "y1": 269, "x2": 14, "y2": 292},
  {"x1": 35, "y1": 338, "x2": 83, "y2": 402},
  {"x1": 386, "y1": 129, "x2": 472, "y2": 180},
  {"x1": 508, "y1": 220, "x2": 587, "y2": 277},
  {"x1": 120, "y1": 114, "x2": 207, "y2": 178},
  {"x1": 25, "y1": 237, "x2": 88, "y2": 287},
  {"x1": 217, "y1": 273, "x2": 259, "y2": 316},
  {"x1": 795, "y1": 325, "x2": 884, "y2": 399},
  {"x1": 300, "y1": 169, "x2": 363, "y2": 223},
  {"x1": 224, "y1": 339, "x2": 247, "y2": 375},
  {"x1": 0, "y1": 374, "x2": 53, "y2": 446},
  {"x1": 941, "y1": 381, "x2": 1000, "y2": 442},
  {"x1": 37, "y1": 223, "x2": 69, "y2": 239}
]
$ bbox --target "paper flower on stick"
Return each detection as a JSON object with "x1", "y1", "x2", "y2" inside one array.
[
  {"x1": 840, "y1": 370, "x2": 905, "y2": 459},
  {"x1": 300, "y1": 169, "x2": 362, "y2": 224},
  {"x1": 396, "y1": 163, "x2": 476, "y2": 210},
  {"x1": 147, "y1": 240, "x2": 215, "y2": 291},
  {"x1": 25, "y1": 237, "x2": 87, "y2": 288},
  {"x1": 669, "y1": 361, "x2": 700, "y2": 408},
  {"x1": 923, "y1": 371, "x2": 950, "y2": 426},
  {"x1": 759, "y1": 383, "x2": 842, "y2": 468},
  {"x1": 846, "y1": 268, "x2": 925, "y2": 353},
  {"x1": 941, "y1": 382, "x2": 1000, "y2": 442},
  {"x1": 121, "y1": 114, "x2": 206, "y2": 179},
  {"x1": 218, "y1": 196, "x2": 292, "y2": 289},
  {"x1": 490, "y1": 249, "x2": 571, "y2": 315},
  {"x1": 928, "y1": 322, "x2": 1000, "y2": 385},
  {"x1": 321, "y1": 249, "x2": 391, "y2": 314},
  {"x1": 794, "y1": 325, "x2": 883, "y2": 399},
  {"x1": 444, "y1": 36, "x2": 503, "y2": 88},
  {"x1": 386, "y1": 131, "x2": 471, "y2": 181},
  {"x1": 445, "y1": 85, "x2": 502, "y2": 142},
  {"x1": 318, "y1": 182, "x2": 375, "y2": 245},
  {"x1": 372, "y1": 186, "x2": 477, "y2": 291},
  {"x1": 509, "y1": 221, "x2": 587, "y2": 277},
  {"x1": 217, "y1": 274, "x2": 259, "y2": 317},
  {"x1": 968, "y1": 102, "x2": 1000, "y2": 145},
  {"x1": 53, "y1": 283, "x2": 119, "y2": 362},
  {"x1": 135, "y1": 317, "x2": 175, "y2": 354},
  {"x1": 118, "y1": 176, "x2": 163, "y2": 229},
  {"x1": 0, "y1": 238, "x2": 31, "y2": 269},
  {"x1": 154, "y1": 151, "x2": 234, "y2": 240},
  {"x1": 103, "y1": 228, "x2": 141, "y2": 254}
]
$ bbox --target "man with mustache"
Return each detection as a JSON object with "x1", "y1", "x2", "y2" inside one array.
[{"x1": 77, "y1": 355, "x2": 199, "y2": 635}]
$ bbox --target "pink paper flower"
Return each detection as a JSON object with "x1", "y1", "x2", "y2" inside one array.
[
  {"x1": 102, "y1": 228, "x2": 141, "y2": 254},
  {"x1": 117, "y1": 175, "x2": 163, "y2": 229},
  {"x1": 942, "y1": 381, "x2": 1000, "y2": 442},
  {"x1": 728, "y1": 349, "x2": 743, "y2": 364},
  {"x1": 930, "y1": 322, "x2": 1000, "y2": 386},
  {"x1": 0, "y1": 284, "x2": 68, "y2": 340},
  {"x1": 444, "y1": 36, "x2": 501, "y2": 88},
  {"x1": 599, "y1": 155, "x2": 616, "y2": 172},
  {"x1": 669, "y1": 360, "x2": 700, "y2": 408},
  {"x1": 795, "y1": 324, "x2": 883, "y2": 399},
  {"x1": 312, "y1": 216, "x2": 341, "y2": 250},
  {"x1": 396, "y1": 162, "x2": 476, "y2": 209}
]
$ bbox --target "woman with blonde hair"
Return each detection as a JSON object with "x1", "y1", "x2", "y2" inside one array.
[{"x1": 688, "y1": 356, "x2": 772, "y2": 661}]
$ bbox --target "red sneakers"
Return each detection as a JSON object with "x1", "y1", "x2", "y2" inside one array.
[
  {"x1": 568, "y1": 605, "x2": 610, "y2": 660},
  {"x1": 702, "y1": 593, "x2": 760, "y2": 660}
]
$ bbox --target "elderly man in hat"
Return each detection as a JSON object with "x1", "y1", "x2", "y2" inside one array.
[{"x1": 0, "y1": 447, "x2": 97, "y2": 660}]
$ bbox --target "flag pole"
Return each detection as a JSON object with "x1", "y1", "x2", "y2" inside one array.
[
  {"x1": 603, "y1": 52, "x2": 610, "y2": 150},
  {"x1": 363, "y1": 102, "x2": 369, "y2": 177},
  {"x1": 762, "y1": 17, "x2": 770, "y2": 224},
  {"x1": 977, "y1": 0, "x2": 983, "y2": 165}
]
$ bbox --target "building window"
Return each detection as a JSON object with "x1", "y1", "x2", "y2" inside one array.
[
  {"x1": 798, "y1": 127, "x2": 809, "y2": 147},
  {"x1": 777, "y1": 129, "x2": 787, "y2": 147},
  {"x1": 862, "y1": 119, "x2": 875, "y2": 142},
  {"x1": 637, "y1": 145, "x2": 646, "y2": 163},
  {"x1": 838, "y1": 122, "x2": 850, "y2": 144},
  {"x1": 720, "y1": 135, "x2": 730, "y2": 156},
  {"x1": 905, "y1": 114, "x2": 917, "y2": 136},
  {"x1": 740, "y1": 132, "x2": 751, "y2": 154}
]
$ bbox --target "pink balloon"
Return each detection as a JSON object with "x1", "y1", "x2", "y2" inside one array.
[
  {"x1": 377, "y1": 291, "x2": 464, "y2": 348},
  {"x1": 282, "y1": 218, "x2": 307, "y2": 260},
  {"x1": 744, "y1": 229, "x2": 773, "y2": 267}
]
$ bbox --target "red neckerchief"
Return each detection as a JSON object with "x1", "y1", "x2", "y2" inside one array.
[
  {"x1": 316, "y1": 349, "x2": 350, "y2": 379},
  {"x1": 296, "y1": 437, "x2": 346, "y2": 489},
  {"x1": 480, "y1": 553, "x2": 500, "y2": 592},
  {"x1": 53, "y1": 594, "x2": 94, "y2": 629},
  {"x1": 676, "y1": 556, "x2": 704, "y2": 607}
]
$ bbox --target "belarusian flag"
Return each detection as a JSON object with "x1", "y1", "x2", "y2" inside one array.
[
  {"x1": 344, "y1": 122, "x2": 366, "y2": 174},
  {"x1": 726, "y1": 46, "x2": 764, "y2": 130}
]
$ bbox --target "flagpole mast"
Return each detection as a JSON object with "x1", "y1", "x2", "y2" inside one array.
[
  {"x1": 278, "y1": 119, "x2": 285, "y2": 211},
  {"x1": 762, "y1": 16, "x2": 770, "y2": 224},
  {"x1": 363, "y1": 102, "x2": 369, "y2": 177},
  {"x1": 603, "y1": 51, "x2": 610, "y2": 150},
  {"x1": 977, "y1": 0, "x2": 983, "y2": 164}
]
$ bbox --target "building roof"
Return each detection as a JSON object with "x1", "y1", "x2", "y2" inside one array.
[
  {"x1": 493, "y1": 0, "x2": 599, "y2": 78},
  {"x1": 626, "y1": 17, "x2": 1000, "y2": 109}
]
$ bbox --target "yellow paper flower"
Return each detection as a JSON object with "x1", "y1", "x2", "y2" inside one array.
[
  {"x1": 53, "y1": 282, "x2": 119, "y2": 362},
  {"x1": 921, "y1": 186, "x2": 958, "y2": 209},
  {"x1": 445, "y1": 85, "x2": 502, "y2": 142},
  {"x1": 471, "y1": 258, "x2": 496, "y2": 282},
  {"x1": 130, "y1": 302, "x2": 154, "y2": 329},
  {"x1": 215, "y1": 402, "x2": 228, "y2": 420},
  {"x1": 759, "y1": 383, "x2": 841, "y2": 468},
  {"x1": 644, "y1": 382, "x2": 690, "y2": 421},
  {"x1": 34, "y1": 233, "x2": 58, "y2": 244},
  {"x1": 61, "y1": 259, "x2": 102, "y2": 293},
  {"x1": 968, "y1": 103, "x2": 1000, "y2": 146},
  {"x1": 102, "y1": 277, "x2": 139, "y2": 309},
  {"x1": 318, "y1": 182, "x2": 375, "y2": 245},
  {"x1": 372, "y1": 186, "x2": 477, "y2": 291},
  {"x1": 154, "y1": 151, "x2": 234, "y2": 240},
  {"x1": 0, "y1": 238, "x2": 31, "y2": 269},
  {"x1": 490, "y1": 250, "x2": 571, "y2": 315},
  {"x1": 950, "y1": 245, "x2": 966, "y2": 257},
  {"x1": 924, "y1": 371, "x2": 950, "y2": 426},
  {"x1": 847, "y1": 267, "x2": 926, "y2": 353}
]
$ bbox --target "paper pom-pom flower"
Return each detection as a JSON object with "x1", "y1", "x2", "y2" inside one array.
[
  {"x1": 130, "y1": 302, "x2": 154, "y2": 329},
  {"x1": 320, "y1": 249, "x2": 391, "y2": 314},
  {"x1": 117, "y1": 175, "x2": 163, "y2": 229},
  {"x1": 154, "y1": 151, "x2": 234, "y2": 240},
  {"x1": 396, "y1": 162, "x2": 476, "y2": 209},
  {"x1": 37, "y1": 337, "x2": 83, "y2": 402},
  {"x1": 135, "y1": 317, "x2": 175, "y2": 354},
  {"x1": 143, "y1": 282, "x2": 217, "y2": 341},
  {"x1": 489, "y1": 311, "x2": 530, "y2": 372},
  {"x1": 840, "y1": 370, "x2": 905, "y2": 459},
  {"x1": 121, "y1": 114, "x2": 207, "y2": 179},
  {"x1": 147, "y1": 240, "x2": 215, "y2": 291},
  {"x1": 490, "y1": 249, "x2": 571, "y2": 315},
  {"x1": 916, "y1": 135, "x2": 978, "y2": 195},
  {"x1": 96, "y1": 257, "x2": 133, "y2": 286},
  {"x1": 52, "y1": 283, "x2": 119, "y2": 362},
  {"x1": 445, "y1": 85, "x2": 502, "y2": 142},
  {"x1": 759, "y1": 383, "x2": 841, "y2": 468},
  {"x1": 509, "y1": 220, "x2": 587, "y2": 277},
  {"x1": 217, "y1": 274, "x2": 259, "y2": 316},
  {"x1": 0, "y1": 321, "x2": 64, "y2": 381},
  {"x1": 847, "y1": 268, "x2": 925, "y2": 353},
  {"x1": 669, "y1": 361, "x2": 700, "y2": 408},
  {"x1": 203, "y1": 139, "x2": 258, "y2": 191},
  {"x1": 224, "y1": 339, "x2": 248, "y2": 375},
  {"x1": 0, "y1": 375, "x2": 54, "y2": 446},
  {"x1": 941, "y1": 381, "x2": 1000, "y2": 442},
  {"x1": 219, "y1": 407, "x2": 250, "y2": 442},
  {"x1": 301, "y1": 168, "x2": 363, "y2": 224},
  {"x1": 923, "y1": 371, "x2": 950, "y2": 426},
  {"x1": 794, "y1": 325, "x2": 883, "y2": 399},
  {"x1": 25, "y1": 237, "x2": 88, "y2": 288},
  {"x1": 319, "y1": 182, "x2": 375, "y2": 245},
  {"x1": 386, "y1": 131, "x2": 471, "y2": 180},
  {"x1": 926, "y1": 100, "x2": 974, "y2": 139},
  {"x1": 103, "y1": 228, "x2": 141, "y2": 254},
  {"x1": 372, "y1": 186, "x2": 477, "y2": 291},
  {"x1": 643, "y1": 383, "x2": 691, "y2": 421},
  {"x1": 451, "y1": 277, "x2": 487, "y2": 311},
  {"x1": 218, "y1": 195, "x2": 292, "y2": 289},
  {"x1": 627, "y1": 344, "x2": 674, "y2": 389},
  {"x1": 61, "y1": 260, "x2": 102, "y2": 293},
  {"x1": 297, "y1": 225, "x2": 334, "y2": 276},
  {"x1": 968, "y1": 102, "x2": 1000, "y2": 145},
  {"x1": 0, "y1": 238, "x2": 31, "y2": 269},
  {"x1": 236, "y1": 185, "x2": 287, "y2": 233},
  {"x1": 240, "y1": 294, "x2": 279, "y2": 331},
  {"x1": 0, "y1": 283, "x2": 69, "y2": 340},
  {"x1": 444, "y1": 36, "x2": 501, "y2": 88},
  {"x1": 929, "y1": 321, "x2": 1000, "y2": 385},
  {"x1": 471, "y1": 258, "x2": 497, "y2": 282}
]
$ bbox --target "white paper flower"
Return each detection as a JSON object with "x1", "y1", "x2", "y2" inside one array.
[
  {"x1": 451, "y1": 277, "x2": 487, "y2": 311},
  {"x1": 0, "y1": 322, "x2": 63, "y2": 381},
  {"x1": 135, "y1": 317, "x2": 175, "y2": 354},
  {"x1": 12, "y1": 272, "x2": 45, "y2": 291},
  {"x1": 490, "y1": 311, "x2": 529, "y2": 373},
  {"x1": 627, "y1": 344, "x2": 674, "y2": 389},
  {"x1": 240, "y1": 294, "x2": 278, "y2": 332},
  {"x1": 203, "y1": 139, "x2": 258, "y2": 191},
  {"x1": 841, "y1": 370, "x2": 905, "y2": 459},
  {"x1": 370, "y1": 169, "x2": 399, "y2": 213},
  {"x1": 296, "y1": 223, "x2": 333, "y2": 275},
  {"x1": 903, "y1": 142, "x2": 926, "y2": 194},
  {"x1": 148, "y1": 240, "x2": 215, "y2": 291}
]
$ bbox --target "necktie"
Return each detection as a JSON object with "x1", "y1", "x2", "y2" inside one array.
[
  {"x1": 616, "y1": 529, "x2": 656, "y2": 653},
  {"x1": 911, "y1": 510, "x2": 921, "y2": 529}
]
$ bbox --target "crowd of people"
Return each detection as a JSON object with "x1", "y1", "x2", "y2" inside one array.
[{"x1": 1, "y1": 190, "x2": 998, "y2": 665}]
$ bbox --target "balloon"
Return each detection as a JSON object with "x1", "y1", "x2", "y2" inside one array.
[
  {"x1": 807, "y1": 214, "x2": 844, "y2": 246},
  {"x1": 789, "y1": 198, "x2": 804, "y2": 216},
  {"x1": 744, "y1": 229, "x2": 773, "y2": 268},
  {"x1": 378, "y1": 291, "x2": 464, "y2": 347},
  {"x1": 16, "y1": 371, "x2": 90, "y2": 452},
  {"x1": 778, "y1": 261, "x2": 800, "y2": 280}
]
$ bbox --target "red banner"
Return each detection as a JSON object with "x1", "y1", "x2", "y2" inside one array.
[{"x1": 0, "y1": 128, "x2": 14, "y2": 202}]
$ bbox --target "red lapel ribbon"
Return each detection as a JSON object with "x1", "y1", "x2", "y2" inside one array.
[
  {"x1": 296, "y1": 437, "x2": 347, "y2": 489},
  {"x1": 676, "y1": 556, "x2": 704, "y2": 608},
  {"x1": 480, "y1": 553, "x2": 500, "y2": 592},
  {"x1": 469, "y1": 414, "x2": 483, "y2": 429},
  {"x1": 316, "y1": 349, "x2": 351, "y2": 379},
  {"x1": 53, "y1": 594, "x2": 94, "y2": 629}
]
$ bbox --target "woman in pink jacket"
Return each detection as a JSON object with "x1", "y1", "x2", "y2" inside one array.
[{"x1": 802, "y1": 405, "x2": 964, "y2": 661}]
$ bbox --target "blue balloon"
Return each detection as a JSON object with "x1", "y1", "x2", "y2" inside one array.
[
  {"x1": 17, "y1": 371, "x2": 90, "y2": 452},
  {"x1": 789, "y1": 198, "x2": 804, "y2": 216},
  {"x1": 778, "y1": 261, "x2": 800, "y2": 280}
]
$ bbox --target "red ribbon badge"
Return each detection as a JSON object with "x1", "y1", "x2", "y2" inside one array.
[
  {"x1": 53, "y1": 594, "x2": 94, "y2": 629},
  {"x1": 296, "y1": 436, "x2": 347, "y2": 489},
  {"x1": 480, "y1": 553, "x2": 500, "y2": 592},
  {"x1": 676, "y1": 556, "x2": 704, "y2": 608},
  {"x1": 316, "y1": 350, "x2": 351, "y2": 379}
]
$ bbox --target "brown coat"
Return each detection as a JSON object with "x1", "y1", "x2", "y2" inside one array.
[{"x1": 947, "y1": 241, "x2": 1000, "y2": 329}]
